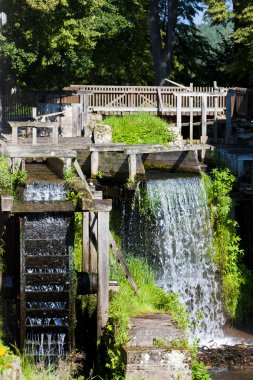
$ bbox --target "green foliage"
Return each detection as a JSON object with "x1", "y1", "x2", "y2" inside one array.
[
  {"x1": 202, "y1": 168, "x2": 245, "y2": 319},
  {"x1": 74, "y1": 212, "x2": 82, "y2": 272},
  {"x1": 0, "y1": 343, "x2": 16, "y2": 375},
  {"x1": 192, "y1": 360, "x2": 211, "y2": 380},
  {"x1": 0, "y1": 155, "x2": 27, "y2": 195},
  {"x1": 65, "y1": 191, "x2": 82, "y2": 207},
  {"x1": 102, "y1": 254, "x2": 190, "y2": 379},
  {"x1": 0, "y1": 0, "x2": 129, "y2": 89},
  {"x1": 64, "y1": 167, "x2": 76, "y2": 184},
  {"x1": 104, "y1": 114, "x2": 176, "y2": 146}
]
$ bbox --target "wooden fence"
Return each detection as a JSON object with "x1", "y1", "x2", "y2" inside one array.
[
  {"x1": 1, "y1": 86, "x2": 229, "y2": 133},
  {"x1": 64, "y1": 85, "x2": 227, "y2": 115}
]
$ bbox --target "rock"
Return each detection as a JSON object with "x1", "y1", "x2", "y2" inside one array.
[{"x1": 93, "y1": 124, "x2": 112, "y2": 144}]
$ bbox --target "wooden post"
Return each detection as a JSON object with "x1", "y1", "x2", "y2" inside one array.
[
  {"x1": 157, "y1": 88, "x2": 164, "y2": 113},
  {"x1": 176, "y1": 94, "x2": 182, "y2": 134},
  {"x1": 89, "y1": 212, "x2": 98, "y2": 273},
  {"x1": 128, "y1": 153, "x2": 136, "y2": 182},
  {"x1": 97, "y1": 211, "x2": 110, "y2": 338},
  {"x1": 12, "y1": 127, "x2": 18, "y2": 145},
  {"x1": 201, "y1": 95, "x2": 207, "y2": 144},
  {"x1": 189, "y1": 96, "x2": 193, "y2": 143},
  {"x1": 52, "y1": 126, "x2": 58, "y2": 144},
  {"x1": 226, "y1": 93, "x2": 233, "y2": 144},
  {"x1": 32, "y1": 127, "x2": 37, "y2": 145},
  {"x1": 214, "y1": 81, "x2": 218, "y2": 144},
  {"x1": 82, "y1": 212, "x2": 90, "y2": 272},
  {"x1": 91, "y1": 151, "x2": 99, "y2": 177},
  {"x1": 32, "y1": 107, "x2": 37, "y2": 119}
]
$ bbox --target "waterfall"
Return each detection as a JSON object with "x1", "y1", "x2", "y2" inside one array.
[{"x1": 122, "y1": 175, "x2": 225, "y2": 343}]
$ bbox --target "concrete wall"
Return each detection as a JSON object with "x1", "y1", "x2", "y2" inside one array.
[{"x1": 77, "y1": 150, "x2": 200, "y2": 180}]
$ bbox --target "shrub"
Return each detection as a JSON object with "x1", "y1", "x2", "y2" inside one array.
[{"x1": 0, "y1": 155, "x2": 27, "y2": 195}]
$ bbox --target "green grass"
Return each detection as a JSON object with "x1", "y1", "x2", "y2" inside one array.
[
  {"x1": 103, "y1": 113, "x2": 176, "y2": 145},
  {"x1": 101, "y1": 254, "x2": 190, "y2": 379}
]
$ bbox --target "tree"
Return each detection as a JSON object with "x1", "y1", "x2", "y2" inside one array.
[
  {"x1": 0, "y1": 0, "x2": 128, "y2": 89},
  {"x1": 147, "y1": 0, "x2": 204, "y2": 85},
  {"x1": 205, "y1": 0, "x2": 253, "y2": 86}
]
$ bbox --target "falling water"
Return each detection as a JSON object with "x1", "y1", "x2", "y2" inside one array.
[
  {"x1": 122, "y1": 175, "x2": 225, "y2": 343},
  {"x1": 21, "y1": 181, "x2": 74, "y2": 363},
  {"x1": 23, "y1": 182, "x2": 67, "y2": 201}
]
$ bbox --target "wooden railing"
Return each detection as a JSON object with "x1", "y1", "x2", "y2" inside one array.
[{"x1": 66, "y1": 85, "x2": 227, "y2": 114}]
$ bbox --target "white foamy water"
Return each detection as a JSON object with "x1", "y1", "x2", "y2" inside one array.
[{"x1": 122, "y1": 176, "x2": 225, "y2": 343}]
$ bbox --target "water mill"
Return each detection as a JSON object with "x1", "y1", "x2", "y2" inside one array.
[{"x1": 1, "y1": 84, "x2": 253, "y2": 380}]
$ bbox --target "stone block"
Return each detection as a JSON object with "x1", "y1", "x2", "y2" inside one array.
[
  {"x1": 93, "y1": 124, "x2": 112, "y2": 144},
  {"x1": 0, "y1": 195, "x2": 14, "y2": 212},
  {"x1": 125, "y1": 347, "x2": 191, "y2": 380},
  {"x1": 125, "y1": 314, "x2": 191, "y2": 380}
]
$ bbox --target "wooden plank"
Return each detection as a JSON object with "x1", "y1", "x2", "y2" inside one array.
[
  {"x1": 109, "y1": 232, "x2": 140, "y2": 295},
  {"x1": 82, "y1": 212, "x2": 90, "y2": 272},
  {"x1": 8, "y1": 121, "x2": 61, "y2": 128},
  {"x1": 97, "y1": 211, "x2": 110, "y2": 338},
  {"x1": 6, "y1": 148, "x2": 77, "y2": 158},
  {"x1": 12, "y1": 200, "x2": 75, "y2": 213}
]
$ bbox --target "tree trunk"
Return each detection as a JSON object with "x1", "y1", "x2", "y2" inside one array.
[{"x1": 147, "y1": 0, "x2": 178, "y2": 85}]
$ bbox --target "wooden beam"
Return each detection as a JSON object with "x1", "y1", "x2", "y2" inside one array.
[
  {"x1": 128, "y1": 153, "x2": 136, "y2": 182},
  {"x1": 97, "y1": 211, "x2": 110, "y2": 338},
  {"x1": 109, "y1": 232, "x2": 140, "y2": 295},
  {"x1": 8, "y1": 121, "x2": 61, "y2": 128}
]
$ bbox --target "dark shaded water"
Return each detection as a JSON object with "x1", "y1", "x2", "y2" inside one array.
[{"x1": 211, "y1": 368, "x2": 253, "y2": 379}]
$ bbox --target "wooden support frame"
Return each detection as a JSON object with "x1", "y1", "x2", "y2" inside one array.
[
  {"x1": 128, "y1": 154, "x2": 137, "y2": 182},
  {"x1": 97, "y1": 211, "x2": 110, "y2": 338}
]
